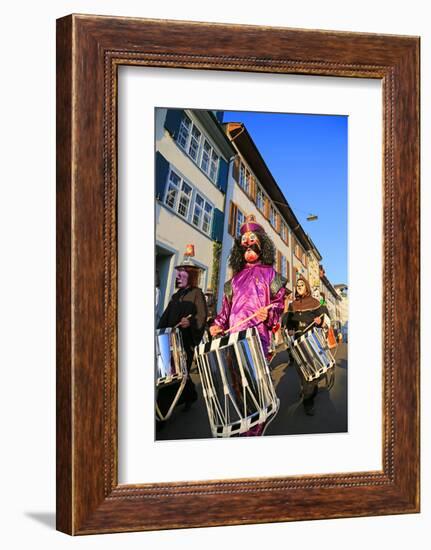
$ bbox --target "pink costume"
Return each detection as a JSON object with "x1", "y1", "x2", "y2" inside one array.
[{"x1": 213, "y1": 262, "x2": 286, "y2": 356}]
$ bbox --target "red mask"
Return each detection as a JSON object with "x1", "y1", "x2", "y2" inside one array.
[{"x1": 241, "y1": 231, "x2": 261, "y2": 263}]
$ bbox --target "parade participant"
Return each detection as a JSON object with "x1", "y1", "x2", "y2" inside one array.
[
  {"x1": 209, "y1": 214, "x2": 286, "y2": 356},
  {"x1": 157, "y1": 256, "x2": 207, "y2": 414},
  {"x1": 281, "y1": 275, "x2": 330, "y2": 416},
  {"x1": 209, "y1": 214, "x2": 286, "y2": 436}
]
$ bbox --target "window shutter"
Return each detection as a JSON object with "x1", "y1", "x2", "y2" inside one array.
[
  {"x1": 276, "y1": 213, "x2": 281, "y2": 233},
  {"x1": 228, "y1": 201, "x2": 237, "y2": 236},
  {"x1": 276, "y1": 250, "x2": 281, "y2": 273},
  {"x1": 216, "y1": 157, "x2": 228, "y2": 193},
  {"x1": 251, "y1": 176, "x2": 257, "y2": 202},
  {"x1": 286, "y1": 229, "x2": 289, "y2": 247},
  {"x1": 214, "y1": 111, "x2": 224, "y2": 123},
  {"x1": 293, "y1": 269, "x2": 297, "y2": 289},
  {"x1": 164, "y1": 109, "x2": 184, "y2": 139},
  {"x1": 211, "y1": 208, "x2": 224, "y2": 242},
  {"x1": 233, "y1": 156, "x2": 240, "y2": 182},
  {"x1": 264, "y1": 197, "x2": 270, "y2": 219},
  {"x1": 155, "y1": 151, "x2": 170, "y2": 201},
  {"x1": 286, "y1": 260, "x2": 290, "y2": 282}
]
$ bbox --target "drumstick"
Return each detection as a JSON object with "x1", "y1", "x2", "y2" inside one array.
[
  {"x1": 223, "y1": 304, "x2": 276, "y2": 334},
  {"x1": 174, "y1": 314, "x2": 192, "y2": 329},
  {"x1": 302, "y1": 313, "x2": 324, "y2": 334}
]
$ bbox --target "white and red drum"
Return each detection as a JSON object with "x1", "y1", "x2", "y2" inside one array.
[{"x1": 194, "y1": 327, "x2": 279, "y2": 437}]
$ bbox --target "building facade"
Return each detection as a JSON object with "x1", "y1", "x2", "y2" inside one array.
[
  {"x1": 155, "y1": 110, "x2": 344, "y2": 328},
  {"x1": 306, "y1": 237, "x2": 323, "y2": 300},
  {"x1": 334, "y1": 284, "x2": 349, "y2": 326},
  {"x1": 319, "y1": 265, "x2": 342, "y2": 323},
  {"x1": 217, "y1": 122, "x2": 313, "y2": 307},
  {"x1": 155, "y1": 108, "x2": 235, "y2": 312}
]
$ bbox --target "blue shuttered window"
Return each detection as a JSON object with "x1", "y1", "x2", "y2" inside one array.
[
  {"x1": 155, "y1": 152, "x2": 170, "y2": 201},
  {"x1": 211, "y1": 208, "x2": 224, "y2": 242},
  {"x1": 216, "y1": 157, "x2": 229, "y2": 194}
]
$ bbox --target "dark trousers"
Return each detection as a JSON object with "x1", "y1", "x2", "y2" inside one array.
[
  {"x1": 293, "y1": 364, "x2": 318, "y2": 408},
  {"x1": 180, "y1": 346, "x2": 198, "y2": 404}
]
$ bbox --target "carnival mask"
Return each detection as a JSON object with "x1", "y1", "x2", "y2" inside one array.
[
  {"x1": 296, "y1": 279, "x2": 307, "y2": 296},
  {"x1": 241, "y1": 231, "x2": 261, "y2": 263},
  {"x1": 175, "y1": 268, "x2": 189, "y2": 289}
]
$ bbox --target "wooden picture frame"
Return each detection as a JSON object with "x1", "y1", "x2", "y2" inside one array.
[{"x1": 56, "y1": 14, "x2": 420, "y2": 535}]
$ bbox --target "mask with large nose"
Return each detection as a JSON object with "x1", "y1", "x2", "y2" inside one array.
[{"x1": 241, "y1": 231, "x2": 261, "y2": 263}]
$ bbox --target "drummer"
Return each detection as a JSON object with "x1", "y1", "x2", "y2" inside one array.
[
  {"x1": 209, "y1": 214, "x2": 286, "y2": 357},
  {"x1": 209, "y1": 214, "x2": 286, "y2": 435},
  {"x1": 281, "y1": 275, "x2": 330, "y2": 416},
  {"x1": 157, "y1": 255, "x2": 207, "y2": 412}
]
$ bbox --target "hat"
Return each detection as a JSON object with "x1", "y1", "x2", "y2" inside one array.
[
  {"x1": 175, "y1": 244, "x2": 203, "y2": 270},
  {"x1": 239, "y1": 214, "x2": 265, "y2": 235}
]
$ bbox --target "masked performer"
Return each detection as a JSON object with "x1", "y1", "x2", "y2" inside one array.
[
  {"x1": 157, "y1": 260, "x2": 207, "y2": 415},
  {"x1": 209, "y1": 215, "x2": 286, "y2": 436},
  {"x1": 210, "y1": 215, "x2": 286, "y2": 354},
  {"x1": 281, "y1": 275, "x2": 330, "y2": 416}
]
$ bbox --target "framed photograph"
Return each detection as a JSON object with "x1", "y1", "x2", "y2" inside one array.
[{"x1": 56, "y1": 14, "x2": 420, "y2": 534}]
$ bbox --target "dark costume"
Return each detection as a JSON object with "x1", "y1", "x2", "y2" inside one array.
[
  {"x1": 281, "y1": 276, "x2": 330, "y2": 415},
  {"x1": 157, "y1": 286, "x2": 207, "y2": 414}
]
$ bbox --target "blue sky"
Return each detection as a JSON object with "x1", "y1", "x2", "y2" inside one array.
[{"x1": 222, "y1": 111, "x2": 348, "y2": 284}]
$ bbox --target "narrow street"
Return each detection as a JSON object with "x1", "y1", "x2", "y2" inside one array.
[{"x1": 156, "y1": 343, "x2": 348, "y2": 440}]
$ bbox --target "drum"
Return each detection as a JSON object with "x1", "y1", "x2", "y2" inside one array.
[
  {"x1": 155, "y1": 328, "x2": 187, "y2": 421},
  {"x1": 194, "y1": 327, "x2": 279, "y2": 437},
  {"x1": 284, "y1": 327, "x2": 335, "y2": 382}
]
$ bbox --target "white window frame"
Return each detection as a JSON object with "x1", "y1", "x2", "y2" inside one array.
[
  {"x1": 256, "y1": 186, "x2": 264, "y2": 211},
  {"x1": 280, "y1": 255, "x2": 288, "y2": 279},
  {"x1": 270, "y1": 204, "x2": 277, "y2": 227},
  {"x1": 239, "y1": 162, "x2": 251, "y2": 195},
  {"x1": 188, "y1": 124, "x2": 202, "y2": 161},
  {"x1": 176, "y1": 114, "x2": 220, "y2": 183},
  {"x1": 239, "y1": 162, "x2": 245, "y2": 189},
  {"x1": 177, "y1": 180, "x2": 193, "y2": 218},
  {"x1": 235, "y1": 209, "x2": 245, "y2": 238},
  {"x1": 201, "y1": 201, "x2": 214, "y2": 235},
  {"x1": 164, "y1": 169, "x2": 181, "y2": 209},
  {"x1": 164, "y1": 168, "x2": 193, "y2": 220},
  {"x1": 209, "y1": 149, "x2": 219, "y2": 182},
  {"x1": 192, "y1": 191, "x2": 214, "y2": 236},
  {"x1": 177, "y1": 114, "x2": 192, "y2": 150},
  {"x1": 281, "y1": 222, "x2": 287, "y2": 243},
  {"x1": 200, "y1": 139, "x2": 212, "y2": 174},
  {"x1": 192, "y1": 193, "x2": 204, "y2": 228},
  {"x1": 164, "y1": 168, "x2": 215, "y2": 236}
]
